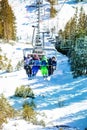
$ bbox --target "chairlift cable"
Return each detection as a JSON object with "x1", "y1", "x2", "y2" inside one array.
[{"x1": 58, "y1": 0, "x2": 67, "y2": 13}]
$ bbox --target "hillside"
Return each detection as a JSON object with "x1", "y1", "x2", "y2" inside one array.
[
  {"x1": 8, "y1": 0, "x2": 87, "y2": 42},
  {"x1": 0, "y1": 0, "x2": 87, "y2": 130}
]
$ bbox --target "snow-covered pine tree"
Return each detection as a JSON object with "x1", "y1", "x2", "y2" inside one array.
[{"x1": 69, "y1": 37, "x2": 87, "y2": 78}]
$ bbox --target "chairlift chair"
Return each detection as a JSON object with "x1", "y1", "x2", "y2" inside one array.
[
  {"x1": 23, "y1": 0, "x2": 57, "y2": 78},
  {"x1": 23, "y1": 45, "x2": 57, "y2": 60}
]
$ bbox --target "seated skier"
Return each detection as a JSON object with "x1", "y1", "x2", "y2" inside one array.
[
  {"x1": 48, "y1": 57, "x2": 53, "y2": 76},
  {"x1": 24, "y1": 54, "x2": 33, "y2": 78},
  {"x1": 32, "y1": 54, "x2": 40, "y2": 76},
  {"x1": 51, "y1": 56, "x2": 57, "y2": 74},
  {"x1": 40, "y1": 55, "x2": 48, "y2": 78}
]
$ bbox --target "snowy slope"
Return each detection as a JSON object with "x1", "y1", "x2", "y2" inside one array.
[
  {"x1": 0, "y1": 45, "x2": 87, "y2": 130},
  {"x1": 0, "y1": 0, "x2": 87, "y2": 130}
]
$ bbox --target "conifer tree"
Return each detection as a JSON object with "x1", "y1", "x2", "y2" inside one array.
[
  {"x1": 59, "y1": 7, "x2": 87, "y2": 48},
  {"x1": 67, "y1": 8, "x2": 87, "y2": 78},
  {"x1": 50, "y1": 5, "x2": 57, "y2": 18},
  {"x1": 57, "y1": 7, "x2": 87, "y2": 78},
  {"x1": 47, "y1": 0, "x2": 58, "y2": 18},
  {"x1": 77, "y1": 7, "x2": 87, "y2": 37},
  {"x1": 62, "y1": 8, "x2": 78, "y2": 41},
  {"x1": 0, "y1": 2, "x2": 3, "y2": 38},
  {"x1": 0, "y1": 0, "x2": 16, "y2": 41}
]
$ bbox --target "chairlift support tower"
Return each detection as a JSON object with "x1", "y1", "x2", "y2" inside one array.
[
  {"x1": 34, "y1": 0, "x2": 43, "y2": 46},
  {"x1": 23, "y1": 0, "x2": 57, "y2": 58}
]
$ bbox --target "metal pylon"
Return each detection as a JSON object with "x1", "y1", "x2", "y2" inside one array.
[{"x1": 35, "y1": 0, "x2": 43, "y2": 46}]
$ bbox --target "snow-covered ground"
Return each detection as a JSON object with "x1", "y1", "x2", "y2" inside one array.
[
  {"x1": 0, "y1": 0, "x2": 87, "y2": 130},
  {"x1": 0, "y1": 43, "x2": 87, "y2": 130}
]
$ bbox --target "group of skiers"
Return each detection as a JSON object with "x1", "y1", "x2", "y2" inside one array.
[{"x1": 24, "y1": 53, "x2": 57, "y2": 79}]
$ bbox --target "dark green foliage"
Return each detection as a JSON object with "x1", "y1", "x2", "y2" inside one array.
[
  {"x1": 56, "y1": 7, "x2": 87, "y2": 78},
  {"x1": 29, "y1": 100, "x2": 36, "y2": 108},
  {"x1": 15, "y1": 85, "x2": 35, "y2": 98},
  {"x1": 69, "y1": 37, "x2": 87, "y2": 78},
  {"x1": 0, "y1": 0, "x2": 16, "y2": 41},
  {"x1": 23, "y1": 100, "x2": 36, "y2": 109},
  {"x1": 58, "y1": 7, "x2": 87, "y2": 48}
]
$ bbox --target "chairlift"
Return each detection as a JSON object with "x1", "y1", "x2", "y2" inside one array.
[
  {"x1": 23, "y1": 45, "x2": 57, "y2": 59},
  {"x1": 23, "y1": 0, "x2": 57, "y2": 79},
  {"x1": 23, "y1": 46, "x2": 57, "y2": 79},
  {"x1": 23, "y1": 47, "x2": 44, "y2": 59}
]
